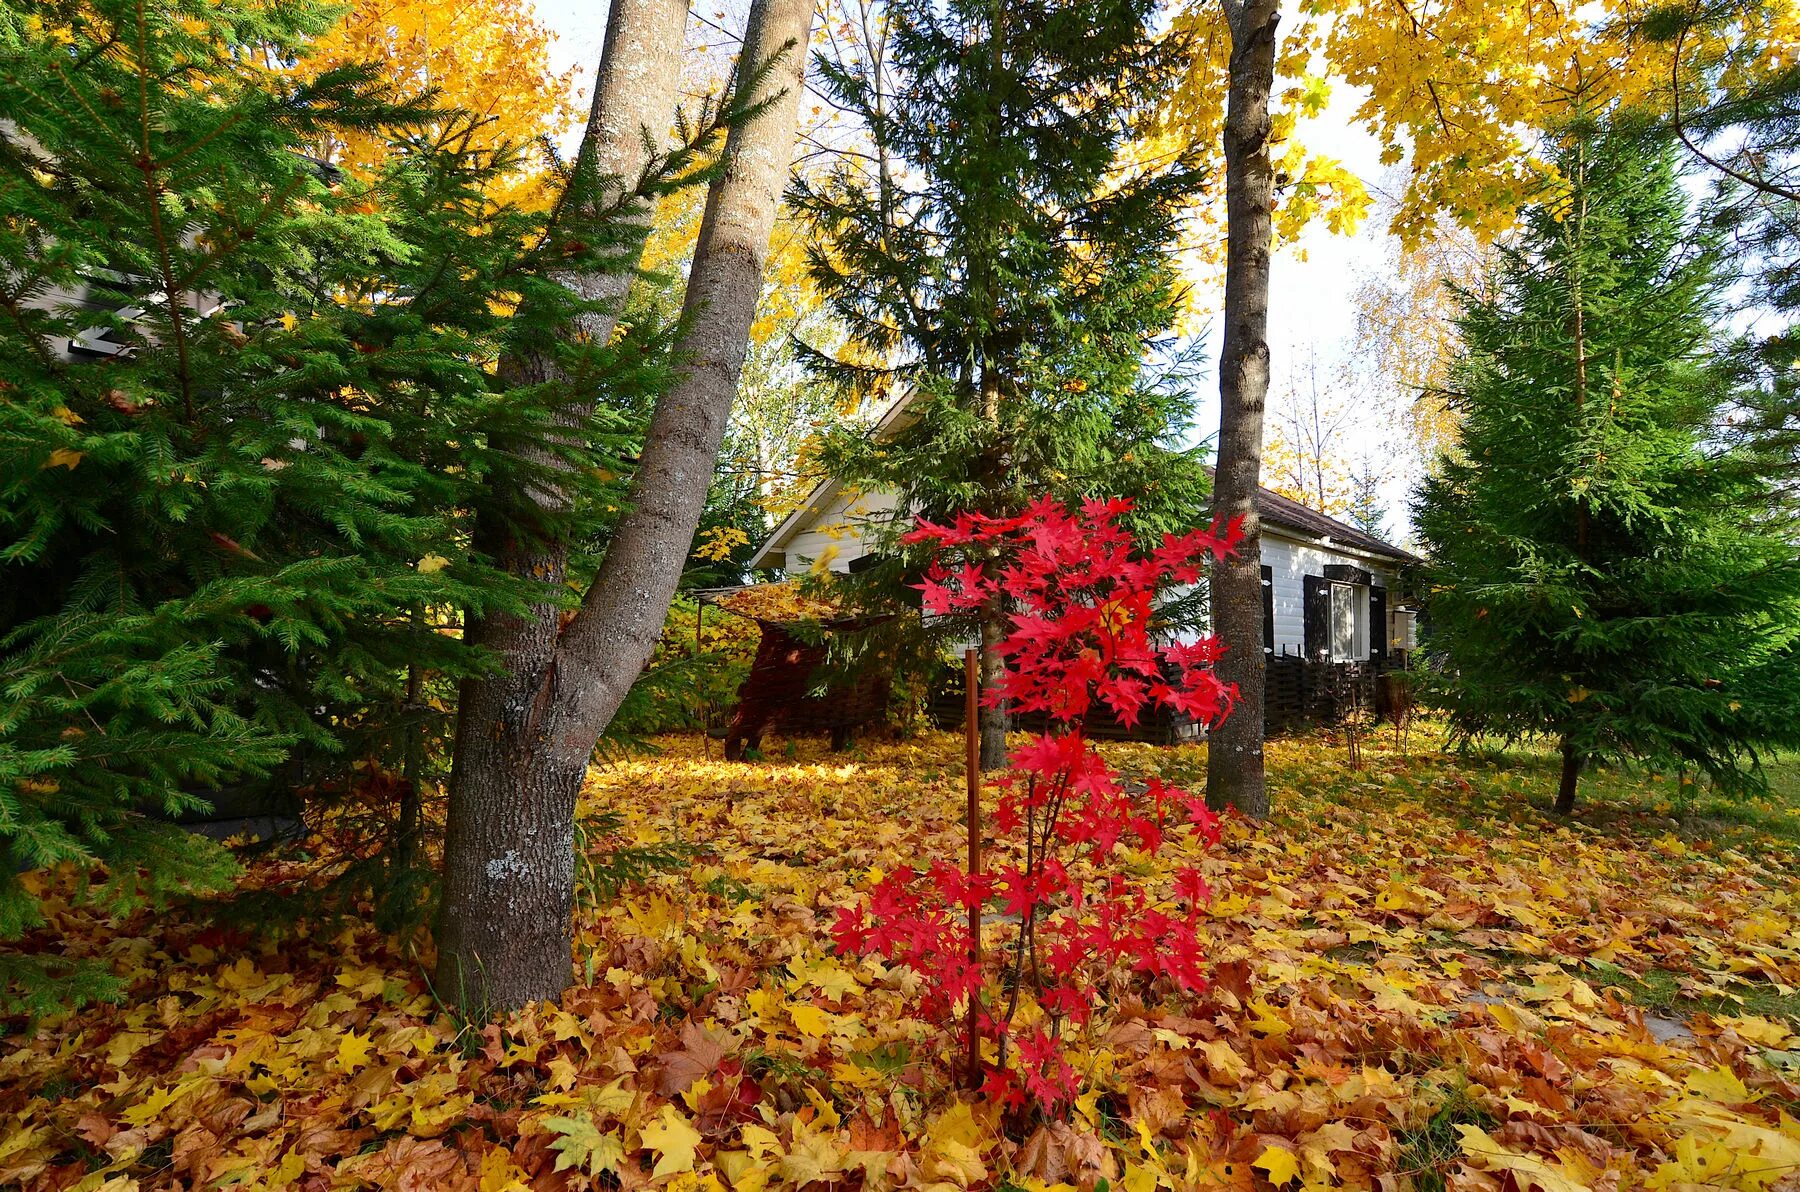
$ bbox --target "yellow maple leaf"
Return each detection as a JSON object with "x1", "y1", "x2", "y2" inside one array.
[
  {"x1": 789, "y1": 953, "x2": 863, "y2": 1000},
  {"x1": 1201, "y1": 1039, "x2": 1249, "y2": 1082},
  {"x1": 417, "y1": 553, "x2": 450, "y2": 574},
  {"x1": 715, "y1": 1148, "x2": 771, "y2": 1192},
  {"x1": 1645, "y1": 1133, "x2": 1745, "y2": 1190},
  {"x1": 641, "y1": 1104, "x2": 704, "y2": 1177},
  {"x1": 1720, "y1": 1014, "x2": 1793, "y2": 1048},
  {"x1": 121, "y1": 1080, "x2": 201, "y2": 1127},
  {"x1": 1121, "y1": 1162, "x2": 1159, "y2": 1192},
  {"x1": 1487, "y1": 1002, "x2": 1547, "y2": 1036},
  {"x1": 778, "y1": 1117, "x2": 847, "y2": 1185},
  {"x1": 545, "y1": 1054, "x2": 580, "y2": 1091},
  {"x1": 1253, "y1": 1144, "x2": 1302, "y2": 1187},
  {"x1": 1683, "y1": 1064, "x2": 1757, "y2": 1104},
  {"x1": 46, "y1": 448, "x2": 83, "y2": 470},
  {"x1": 920, "y1": 1101, "x2": 988, "y2": 1188},
  {"x1": 479, "y1": 1145, "x2": 532, "y2": 1192},
  {"x1": 338, "y1": 1030, "x2": 374, "y2": 1073},
  {"x1": 546, "y1": 1113, "x2": 625, "y2": 1178},
  {"x1": 1246, "y1": 998, "x2": 1293, "y2": 1036},
  {"x1": 1457, "y1": 1125, "x2": 1592, "y2": 1192},
  {"x1": 788, "y1": 1002, "x2": 835, "y2": 1038}
]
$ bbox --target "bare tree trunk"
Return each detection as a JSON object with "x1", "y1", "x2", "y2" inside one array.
[
  {"x1": 436, "y1": 0, "x2": 688, "y2": 1016},
  {"x1": 1556, "y1": 733, "x2": 1582, "y2": 814},
  {"x1": 976, "y1": 339, "x2": 1010, "y2": 769},
  {"x1": 557, "y1": 0, "x2": 815, "y2": 749},
  {"x1": 1205, "y1": 0, "x2": 1280, "y2": 821},
  {"x1": 979, "y1": 612, "x2": 1009, "y2": 769},
  {"x1": 435, "y1": 0, "x2": 816, "y2": 1013},
  {"x1": 1558, "y1": 145, "x2": 1589, "y2": 824}
]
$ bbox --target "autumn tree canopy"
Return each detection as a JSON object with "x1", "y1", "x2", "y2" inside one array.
[{"x1": 298, "y1": 0, "x2": 579, "y2": 202}]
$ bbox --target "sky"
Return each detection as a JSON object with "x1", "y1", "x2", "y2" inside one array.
[{"x1": 530, "y1": 1, "x2": 1421, "y2": 537}]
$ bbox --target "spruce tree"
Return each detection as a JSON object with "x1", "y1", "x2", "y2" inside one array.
[
  {"x1": 790, "y1": 0, "x2": 1213, "y2": 766},
  {"x1": 0, "y1": 0, "x2": 617, "y2": 1009},
  {"x1": 1638, "y1": 1, "x2": 1800, "y2": 489},
  {"x1": 1415, "y1": 120, "x2": 1800, "y2": 813},
  {"x1": 1346, "y1": 461, "x2": 1390, "y2": 541}
]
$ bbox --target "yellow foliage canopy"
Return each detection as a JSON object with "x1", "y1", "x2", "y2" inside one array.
[
  {"x1": 299, "y1": 0, "x2": 580, "y2": 204},
  {"x1": 1164, "y1": 0, "x2": 1800, "y2": 249}
]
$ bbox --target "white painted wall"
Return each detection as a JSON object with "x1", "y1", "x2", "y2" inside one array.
[
  {"x1": 780, "y1": 486, "x2": 901, "y2": 573},
  {"x1": 773, "y1": 499, "x2": 1403, "y2": 660},
  {"x1": 1263, "y1": 534, "x2": 1397, "y2": 660}
]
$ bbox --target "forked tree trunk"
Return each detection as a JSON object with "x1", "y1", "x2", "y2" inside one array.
[
  {"x1": 436, "y1": 0, "x2": 816, "y2": 1013},
  {"x1": 1556, "y1": 734, "x2": 1582, "y2": 814},
  {"x1": 556, "y1": 0, "x2": 815, "y2": 749},
  {"x1": 1205, "y1": 0, "x2": 1280, "y2": 821},
  {"x1": 436, "y1": 0, "x2": 688, "y2": 1015}
]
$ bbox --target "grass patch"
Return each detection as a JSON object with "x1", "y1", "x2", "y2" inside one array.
[
  {"x1": 1586, "y1": 963, "x2": 1800, "y2": 1025},
  {"x1": 1394, "y1": 1079, "x2": 1496, "y2": 1192}
]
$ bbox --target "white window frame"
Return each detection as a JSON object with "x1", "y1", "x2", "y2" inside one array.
[{"x1": 1328, "y1": 581, "x2": 1368, "y2": 662}]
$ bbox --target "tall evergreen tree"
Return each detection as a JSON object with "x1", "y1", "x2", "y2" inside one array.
[
  {"x1": 791, "y1": 0, "x2": 1213, "y2": 768},
  {"x1": 1415, "y1": 120, "x2": 1800, "y2": 814},
  {"x1": 0, "y1": 0, "x2": 628, "y2": 1010}
]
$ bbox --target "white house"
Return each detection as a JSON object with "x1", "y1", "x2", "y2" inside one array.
[{"x1": 748, "y1": 472, "x2": 1422, "y2": 670}]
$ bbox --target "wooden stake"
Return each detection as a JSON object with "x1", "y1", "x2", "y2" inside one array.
[{"x1": 964, "y1": 647, "x2": 982, "y2": 1087}]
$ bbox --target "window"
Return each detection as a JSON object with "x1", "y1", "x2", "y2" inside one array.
[
  {"x1": 1390, "y1": 607, "x2": 1418, "y2": 651},
  {"x1": 1329, "y1": 582, "x2": 1366, "y2": 661}
]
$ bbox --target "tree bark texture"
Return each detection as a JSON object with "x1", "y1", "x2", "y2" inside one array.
[
  {"x1": 979, "y1": 612, "x2": 1009, "y2": 770},
  {"x1": 1205, "y1": 0, "x2": 1280, "y2": 821},
  {"x1": 436, "y1": 0, "x2": 816, "y2": 1013},
  {"x1": 1556, "y1": 734, "x2": 1582, "y2": 814},
  {"x1": 437, "y1": 0, "x2": 689, "y2": 1015}
]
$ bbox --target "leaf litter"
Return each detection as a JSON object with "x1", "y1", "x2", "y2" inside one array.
[{"x1": 3, "y1": 733, "x2": 1799, "y2": 1190}]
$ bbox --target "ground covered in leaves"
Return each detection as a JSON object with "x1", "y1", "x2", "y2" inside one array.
[{"x1": 5, "y1": 732, "x2": 1800, "y2": 1191}]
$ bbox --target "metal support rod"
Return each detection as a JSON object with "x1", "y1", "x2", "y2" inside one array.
[{"x1": 964, "y1": 646, "x2": 982, "y2": 1087}]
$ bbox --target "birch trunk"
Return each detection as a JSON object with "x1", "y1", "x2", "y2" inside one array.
[
  {"x1": 1205, "y1": 0, "x2": 1280, "y2": 821},
  {"x1": 436, "y1": 0, "x2": 816, "y2": 1012}
]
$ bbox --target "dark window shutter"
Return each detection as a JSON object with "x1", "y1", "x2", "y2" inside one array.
[
  {"x1": 1260, "y1": 565, "x2": 1274, "y2": 656},
  {"x1": 1303, "y1": 574, "x2": 1327, "y2": 660},
  {"x1": 1369, "y1": 584, "x2": 1387, "y2": 666}
]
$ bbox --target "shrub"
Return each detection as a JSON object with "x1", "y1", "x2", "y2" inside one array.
[{"x1": 830, "y1": 496, "x2": 1242, "y2": 1115}]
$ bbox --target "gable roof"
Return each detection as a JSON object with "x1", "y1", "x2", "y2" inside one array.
[
  {"x1": 750, "y1": 472, "x2": 1421, "y2": 569},
  {"x1": 747, "y1": 388, "x2": 1422, "y2": 569},
  {"x1": 1246, "y1": 484, "x2": 1421, "y2": 563}
]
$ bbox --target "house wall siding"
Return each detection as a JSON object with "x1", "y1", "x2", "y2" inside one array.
[
  {"x1": 1159, "y1": 533, "x2": 1396, "y2": 657},
  {"x1": 780, "y1": 487, "x2": 900, "y2": 573},
  {"x1": 1263, "y1": 534, "x2": 1395, "y2": 658},
  {"x1": 773, "y1": 502, "x2": 1401, "y2": 657}
]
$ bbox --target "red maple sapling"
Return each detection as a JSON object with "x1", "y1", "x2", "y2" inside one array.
[{"x1": 831, "y1": 496, "x2": 1242, "y2": 1113}]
